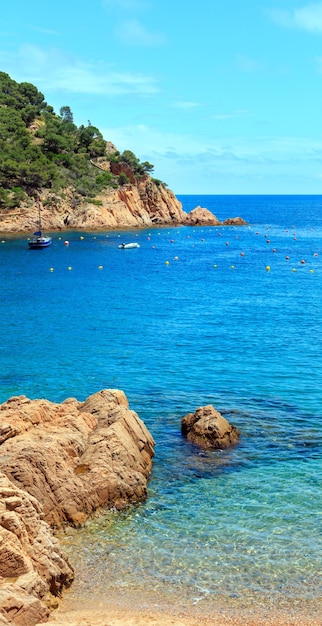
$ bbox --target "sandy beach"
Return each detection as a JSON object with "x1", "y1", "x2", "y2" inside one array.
[
  {"x1": 45, "y1": 605, "x2": 322, "y2": 626},
  {"x1": 44, "y1": 589, "x2": 322, "y2": 626}
]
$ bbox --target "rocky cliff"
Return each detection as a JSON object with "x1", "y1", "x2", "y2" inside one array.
[
  {"x1": 0, "y1": 177, "x2": 247, "y2": 234},
  {"x1": 0, "y1": 390, "x2": 155, "y2": 625}
]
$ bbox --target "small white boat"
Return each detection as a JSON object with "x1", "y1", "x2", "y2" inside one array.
[{"x1": 118, "y1": 242, "x2": 140, "y2": 249}]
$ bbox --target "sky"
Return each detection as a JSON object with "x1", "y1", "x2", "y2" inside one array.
[{"x1": 1, "y1": 0, "x2": 322, "y2": 195}]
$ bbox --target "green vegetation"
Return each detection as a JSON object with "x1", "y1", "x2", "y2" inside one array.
[{"x1": 0, "y1": 72, "x2": 165, "y2": 210}]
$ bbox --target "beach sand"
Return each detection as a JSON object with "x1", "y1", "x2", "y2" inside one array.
[
  {"x1": 45, "y1": 591, "x2": 321, "y2": 626},
  {"x1": 45, "y1": 605, "x2": 322, "y2": 626}
]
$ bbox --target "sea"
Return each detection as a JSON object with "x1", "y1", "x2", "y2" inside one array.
[{"x1": 1, "y1": 195, "x2": 321, "y2": 621}]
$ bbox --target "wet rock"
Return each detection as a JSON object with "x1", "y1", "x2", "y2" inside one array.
[{"x1": 181, "y1": 404, "x2": 240, "y2": 450}]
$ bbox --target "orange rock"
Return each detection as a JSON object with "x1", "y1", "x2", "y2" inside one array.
[{"x1": 181, "y1": 404, "x2": 240, "y2": 450}]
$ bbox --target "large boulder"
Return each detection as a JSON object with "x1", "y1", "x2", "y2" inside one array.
[
  {"x1": 0, "y1": 390, "x2": 155, "y2": 527},
  {"x1": 184, "y1": 206, "x2": 221, "y2": 226},
  {"x1": 0, "y1": 389, "x2": 155, "y2": 625},
  {"x1": 181, "y1": 404, "x2": 240, "y2": 450}
]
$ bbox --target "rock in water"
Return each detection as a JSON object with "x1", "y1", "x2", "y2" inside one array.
[
  {"x1": 181, "y1": 404, "x2": 240, "y2": 450},
  {"x1": 0, "y1": 390, "x2": 155, "y2": 527}
]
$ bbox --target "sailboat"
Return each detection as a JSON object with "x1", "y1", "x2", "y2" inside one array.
[{"x1": 28, "y1": 202, "x2": 52, "y2": 249}]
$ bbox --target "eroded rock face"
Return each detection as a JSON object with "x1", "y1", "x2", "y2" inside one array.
[
  {"x1": 0, "y1": 389, "x2": 155, "y2": 625},
  {"x1": 181, "y1": 405, "x2": 240, "y2": 450},
  {"x1": 0, "y1": 472, "x2": 74, "y2": 626},
  {"x1": 0, "y1": 390, "x2": 155, "y2": 528},
  {"x1": 0, "y1": 179, "x2": 247, "y2": 233}
]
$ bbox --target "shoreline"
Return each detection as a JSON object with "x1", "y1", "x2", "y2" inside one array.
[
  {"x1": 44, "y1": 579, "x2": 322, "y2": 626},
  {"x1": 45, "y1": 595, "x2": 322, "y2": 626}
]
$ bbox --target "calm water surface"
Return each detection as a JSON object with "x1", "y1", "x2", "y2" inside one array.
[{"x1": 1, "y1": 195, "x2": 321, "y2": 616}]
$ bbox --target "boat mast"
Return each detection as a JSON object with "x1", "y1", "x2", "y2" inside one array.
[{"x1": 37, "y1": 198, "x2": 42, "y2": 234}]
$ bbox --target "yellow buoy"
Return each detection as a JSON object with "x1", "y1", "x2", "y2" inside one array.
[
  {"x1": 68, "y1": 266, "x2": 72, "y2": 271},
  {"x1": 213, "y1": 264, "x2": 217, "y2": 268},
  {"x1": 49, "y1": 267, "x2": 54, "y2": 272},
  {"x1": 292, "y1": 268, "x2": 297, "y2": 272},
  {"x1": 98, "y1": 265, "x2": 103, "y2": 270},
  {"x1": 165, "y1": 261, "x2": 169, "y2": 265},
  {"x1": 266, "y1": 266, "x2": 271, "y2": 271}
]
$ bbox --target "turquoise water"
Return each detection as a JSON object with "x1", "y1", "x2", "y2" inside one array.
[{"x1": 1, "y1": 195, "x2": 321, "y2": 615}]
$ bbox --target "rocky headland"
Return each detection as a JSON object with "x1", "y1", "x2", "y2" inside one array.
[
  {"x1": 0, "y1": 390, "x2": 155, "y2": 625},
  {"x1": 0, "y1": 177, "x2": 247, "y2": 234}
]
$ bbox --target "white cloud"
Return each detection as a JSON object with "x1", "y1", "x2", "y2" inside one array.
[
  {"x1": 114, "y1": 19, "x2": 165, "y2": 45},
  {"x1": 100, "y1": 123, "x2": 322, "y2": 163},
  {"x1": 99, "y1": 124, "x2": 322, "y2": 193},
  {"x1": 269, "y1": 3, "x2": 322, "y2": 33},
  {"x1": 0, "y1": 44, "x2": 159, "y2": 95}
]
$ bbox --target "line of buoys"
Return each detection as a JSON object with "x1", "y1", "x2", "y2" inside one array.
[{"x1": 49, "y1": 266, "x2": 106, "y2": 271}]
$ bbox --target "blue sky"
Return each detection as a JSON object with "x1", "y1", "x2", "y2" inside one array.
[{"x1": 1, "y1": 0, "x2": 322, "y2": 194}]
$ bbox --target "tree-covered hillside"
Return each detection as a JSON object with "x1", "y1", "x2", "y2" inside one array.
[{"x1": 0, "y1": 72, "x2": 159, "y2": 210}]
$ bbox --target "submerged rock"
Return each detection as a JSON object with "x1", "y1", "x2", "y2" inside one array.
[{"x1": 181, "y1": 404, "x2": 240, "y2": 450}]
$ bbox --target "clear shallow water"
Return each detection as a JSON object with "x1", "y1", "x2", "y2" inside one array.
[{"x1": 1, "y1": 195, "x2": 321, "y2": 614}]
